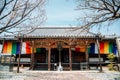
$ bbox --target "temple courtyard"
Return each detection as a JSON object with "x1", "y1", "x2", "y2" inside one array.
[{"x1": 0, "y1": 67, "x2": 120, "y2": 80}]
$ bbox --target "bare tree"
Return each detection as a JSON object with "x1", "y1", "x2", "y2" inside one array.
[
  {"x1": 0, "y1": 0, "x2": 47, "y2": 34},
  {"x1": 75, "y1": 0, "x2": 120, "y2": 31}
]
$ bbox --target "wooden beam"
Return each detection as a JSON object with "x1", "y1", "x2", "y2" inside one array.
[
  {"x1": 48, "y1": 47, "x2": 51, "y2": 71},
  {"x1": 32, "y1": 38, "x2": 96, "y2": 49}
]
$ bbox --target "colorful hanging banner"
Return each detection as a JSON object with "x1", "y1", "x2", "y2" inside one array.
[
  {"x1": 88, "y1": 42, "x2": 117, "y2": 55},
  {"x1": 2, "y1": 41, "x2": 117, "y2": 55},
  {"x1": 88, "y1": 43, "x2": 98, "y2": 54},
  {"x1": 2, "y1": 41, "x2": 41, "y2": 55},
  {"x1": 36, "y1": 48, "x2": 41, "y2": 53},
  {"x1": 100, "y1": 42, "x2": 104, "y2": 54},
  {"x1": 100, "y1": 42, "x2": 117, "y2": 54},
  {"x1": 2, "y1": 42, "x2": 20, "y2": 54},
  {"x1": 21, "y1": 42, "x2": 32, "y2": 54},
  {"x1": 21, "y1": 42, "x2": 41, "y2": 54},
  {"x1": 75, "y1": 46, "x2": 85, "y2": 52}
]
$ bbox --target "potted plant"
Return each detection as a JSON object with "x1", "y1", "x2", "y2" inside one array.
[{"x1": 107, "y1": 53, "x2": 115, "y2": 71}]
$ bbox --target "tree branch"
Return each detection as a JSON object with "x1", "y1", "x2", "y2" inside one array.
[
  {"x1": 75, "y1": 0, "x2": 120, "y2": 31},
  {"x1": 0, "y1": 0, "x2": 6, "y2": 16},
  {"x1": 0, "y1": 0, "x2": 46, "y2": 33}
]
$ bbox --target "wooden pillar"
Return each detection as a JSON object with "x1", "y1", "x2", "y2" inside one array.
[
  {"x1": 1, "y1": 39, "x2": 5, "y2": 54},
  {"x1": 30, "y1": 41, "x2": 35, "y2": 70},
  {"x1": 96, "y1": 38, "x2": 103, "y2": 72},
  {"x1": 85, "y1": 44, "x2": 89, "y2": 70},
  {"x1": 48, "y1": 48, "x2": 51, "y2": 71},
  {"x1": 69, "y1": 47, "x2": 72, "y2": 70},
  {"x1": 17, "y1": 38, "x2": 22, "y2": 73}
]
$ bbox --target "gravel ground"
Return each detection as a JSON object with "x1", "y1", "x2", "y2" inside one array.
[{"x1": 0, "y1": 67, "x2": 120, "y2": 80}]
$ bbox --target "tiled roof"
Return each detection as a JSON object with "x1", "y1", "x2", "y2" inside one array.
[{"x1": 22, "y1": 27, "x2": 97, "y2": 38}]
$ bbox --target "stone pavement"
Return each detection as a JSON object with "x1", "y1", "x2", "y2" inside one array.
[
  {"x1": 24, "y1": 71, "x2": 93, "y2": 80},
  {"x1": 0, "y1": 71, "x2": 93, "y2": 80},
  {"x1": 0, "y1": 67, "x2": 120, "y2": 80}
]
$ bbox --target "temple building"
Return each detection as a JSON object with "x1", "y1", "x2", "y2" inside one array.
[{"x1": 0, "y1": 27, "x2": 120, "y2": 71}]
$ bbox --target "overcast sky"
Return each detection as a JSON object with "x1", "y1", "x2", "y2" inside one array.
[{"x1": 45, "y1": 0, "x2": 120, "y2": 36}]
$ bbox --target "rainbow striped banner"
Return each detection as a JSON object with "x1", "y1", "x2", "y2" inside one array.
[
  {"x1": 2, "y1": 42, "x2": 20, "y2": 54},
  {"x1": 88, "y1": 42, "x2": 117, "y2": 55},
  {"x1": 21, "y1": 42, "x2": 32, "y2": 54},
  {"x1": 21, "y1": 42, "x2": 41, "y2": 54},
  {"x1": 88, "y1": 43, "x2": 98, "y2": 54},
  {"x1": 75, "y1": 46, "x2": 85, "y2": 52},
  {"x1": 2, "y1": 41, "x2": 41, "y2": 54},
  {"x1": 0, "y1": 44, "x2": 2, "y2": 53},
  {"x1": 73, "y1": 42, "x2": 117, "y2": 55},
  {"x1": 2, "y1": 41, "x2": 117, "y2": 55}
]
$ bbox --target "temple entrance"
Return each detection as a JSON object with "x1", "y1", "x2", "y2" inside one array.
[
  {"x1": 72, "y1": 51, "x2": 86, "y2": 70},
  {"x1": 34, "y1": 48, "x2": 48, "y2": 70},
  {"x1": 51, "y1": 48, "x2": 69, "y2": 70}
]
